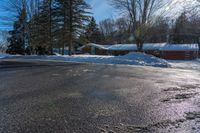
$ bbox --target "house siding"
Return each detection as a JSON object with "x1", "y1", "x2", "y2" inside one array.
[{"x1": 161, "y1": 51, "x2": 198, "y2": 60}]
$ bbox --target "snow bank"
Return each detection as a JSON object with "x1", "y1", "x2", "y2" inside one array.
[
  {"x1": 117, "y1": 52, "x2": 170, "y2": 67},
  {"x1": 45, "y1": 52, "x2": 170, "y2": 68},
  {"x1": 0, "y1": 52, "x2": 170, "y2": 68}
]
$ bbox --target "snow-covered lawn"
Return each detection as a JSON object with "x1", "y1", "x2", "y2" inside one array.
[
  {"x1": 0, "y1": 53, "x2": 11, "y2": 59},
  {"x1": 2, "y1": 52, "x2": 200, "y2": 70},
  {"x1": 168, "y1": 59, "x2": 200, "y2": 71},
  {"x1": 0, "y1": 52, "x2": 170, "y2": 68}
]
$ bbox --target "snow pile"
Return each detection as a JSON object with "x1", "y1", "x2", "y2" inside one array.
[{"x1": 116, "y1": 52, "x2": 170, "y2": 67}]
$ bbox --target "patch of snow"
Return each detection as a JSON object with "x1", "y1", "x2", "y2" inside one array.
[
  {"x1": 0, "y1": 53, "x2": 10, "y2": 59},
  {"x1": 160, "y1": 44, "x2": 199, "y2": 51}
]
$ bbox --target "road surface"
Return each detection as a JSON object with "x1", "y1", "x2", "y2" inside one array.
[{"x1": 0, "y1": 59, "x2": 200, "y2": 133}]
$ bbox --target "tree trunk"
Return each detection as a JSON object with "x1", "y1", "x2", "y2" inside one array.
[
  {"x1": 49, "y1": 0, "x2": 53, "y2": 55},
  {"x1": 62, "y1": 44, "x2": 65, "y2": 55},
  {"x1": 136, "y1": 38, "x2": 143, "y2": 52},
  {"x1": 62, "y1": 1, "x2": 66, "y2": 56},
  {"x1": 69, "y1": 0, "x2": 73, "y2": 56}
]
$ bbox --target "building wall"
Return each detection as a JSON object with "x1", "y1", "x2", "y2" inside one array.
[
  {"x1": 109, "y1": 50, "x2": 135, "y2": 56},
  {"x1": 81, "y1": 46, "x2": 91, "y2": 54},
  {"x1": 81, "y1": 46, "x2": 108, "y2": 55},
  {"x1": 95, "y1": 49, "x2": 108, "y2": 55},
  {"x1": 161, "y1": 51, "x2": 198, "y2": 60}
]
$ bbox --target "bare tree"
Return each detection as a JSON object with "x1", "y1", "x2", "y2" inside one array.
[{"x1": 111, "y1": 0, "x2": 167, "y2": 51}]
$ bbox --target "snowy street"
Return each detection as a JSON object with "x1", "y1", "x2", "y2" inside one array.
[{"x1": 0, "y1": 59, "x2": 200, "y2": 133}]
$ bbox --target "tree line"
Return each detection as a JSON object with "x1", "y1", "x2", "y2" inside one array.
[
  {"x1": 4, "y1": 0, "x2": 100, "y2": 55},
  {"x1": 99, "y1": 12, "x2": 200, "y2": 45},
  {"x1": 2, "y1": 0, "x2": 200, "y2": 55}
]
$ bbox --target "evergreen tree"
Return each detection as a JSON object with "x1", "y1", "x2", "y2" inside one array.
[
  {"x1": 28, "y1": 0, "x2": 53, "y2": 55},
  {"x1": 56, "y1": 0, "x2": 91, "y2": 55},
  {"x1": 37, "y1": 0, "x2": 52, "y2": 54},
  {"x1": 172, "y1": 12, "x2": 189, "y2": 43},
  {"x1": 85, "y1": 17, "x2": 101, "y2": 43},
  {"x1": 6, "y1": 7, "x2": 27, "y2": 55},
  {"x1": 7, "y1": 20, "x2": 25, "y2": 55}
]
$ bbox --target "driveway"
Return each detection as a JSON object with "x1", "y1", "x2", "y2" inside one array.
[{"x1": 0, "y1": 59, "x2": 200, "y2": 133}]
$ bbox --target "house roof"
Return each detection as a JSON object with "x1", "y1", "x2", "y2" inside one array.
[
  {"x1": 79, "y1": 43, "x2": 111, "y2": 50},
  {"x1": 108, "y1": 44, "x2": 137, "y2": 51},
  {"x1": 160, "y1": 44, "x2": 199, "y2": 51},
  {"x1": 143, "y1": 43, "x2": 167, "y2": 50}
]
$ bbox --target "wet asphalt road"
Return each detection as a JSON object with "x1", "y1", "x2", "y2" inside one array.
[{"x1": 0, "y1": 59, "x2": 200, "y2": 133}]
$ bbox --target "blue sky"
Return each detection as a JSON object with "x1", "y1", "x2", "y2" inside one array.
[{"x1": 86, "y1": 0, "x2": 115, "y2": 23}]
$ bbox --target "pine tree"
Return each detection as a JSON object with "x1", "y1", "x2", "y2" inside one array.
[
  {"x1": 6, "y1": 7, "x2": 27, "y2": 55},
  {"x1": 85, "y1": 17, "x2": 101, "y2": 43},
  {"x1": 37, "y1": 0, "x2": 52, "y2": 54},
  {"x1": 56, "y1": 0, "x2": 91, "y2": 55},
  {"x1": 172, "y1": 12, "x2": 189, "y2": 43},
  {"x1": 28, "y1": 0, "x2": 53, "y2": 55},
  {"x1": 7, "y1": 20, "x2": 25, "y2": 55}
]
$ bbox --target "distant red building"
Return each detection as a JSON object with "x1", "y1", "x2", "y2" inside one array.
[{"x1": 160, "y1": 44, "x2": 199, "y2": 60}]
